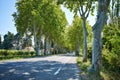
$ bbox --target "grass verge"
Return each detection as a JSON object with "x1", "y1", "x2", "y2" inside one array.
[{"x1": 77, "y1": 57, "x2": 120, "y2": 80}]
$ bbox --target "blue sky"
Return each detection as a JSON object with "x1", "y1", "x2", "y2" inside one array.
[
  {"x1": 0, "y1": 0, "x2": 17, "y2": 36},
  {"x1": 0, "y1": 0, "x2": 96, "y2": 40},
  {"x1": 61, "y1": 5, "x2": 96, "y2": 26}
]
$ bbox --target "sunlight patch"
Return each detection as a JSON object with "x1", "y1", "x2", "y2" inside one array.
[
  {"x1": 32, "y1": 69, "x2": 39, "y2": 72},
  {"x1": 9, "y1": 69, "x2": 15, "y2": 72},
  {"x1": 22, "y1": 72, "x2": 30, "y2": 75}
]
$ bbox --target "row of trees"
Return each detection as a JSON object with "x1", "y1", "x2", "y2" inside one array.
[
  {"x1": 58, "y1": 0, "x2": 93, "y2": 62},
  {"x1": 64, "y1": 15, "x2": 92, "y2": 56},
  {"x1": 12, "y1": 0, "x2": 68, "y2": 55},
  {"x1": 57, "y1": 0, "x2": 114, "y2": 76},
  {"x1": 11, "y1": 0, "x2": 119, "y2": 77},
  {"x1": 64, "y1": 0, "x2": 119, "y2": 77}
]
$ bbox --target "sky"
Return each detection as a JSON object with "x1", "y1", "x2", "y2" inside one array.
[
  {"x1": 0, "y1": 0, "x2": 96, "y2": 40},
  {"x1": 0, "y1": 0, "x2": 17, "y2": 37},
  {"x1": 61, "y1": 5, "x2": 96, "y2": 26}
]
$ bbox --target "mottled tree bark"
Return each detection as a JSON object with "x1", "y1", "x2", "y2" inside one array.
[
  {"x1": 46, "y1": 40, "x2": 51, "y2": 55},
  {"x1": 33, "y1": 24, "x2": 40, "y2": 56},
  {"x1": 78, "y1": 3, "x2": 90, "y2": 62},
  {"x1": 82, "y1": 19, "x2": 88, "y2": 62},
  {"x1": 89, "y1": 0, "x2": 110, "y2": 75},
  {"x1": 44, "y1": 37, "x2": 47, "y2": 55},
  {"x1": 75, "y1": 40, "x2": 80, "y2": 56}
]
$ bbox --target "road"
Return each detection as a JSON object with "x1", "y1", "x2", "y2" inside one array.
[{"x1": 0, "y1": 54, "x2": 80, "y2": 80}]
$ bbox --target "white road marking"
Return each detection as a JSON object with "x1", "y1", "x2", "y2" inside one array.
[
  {"x1": 22, "y1": 72, "x2": 30, "y2": 75},
  {"x1": 54, "y1": 67, "x2": 62, "y2": 75},
  {"x1": 54, "y1": 57, "x2": 71, "y2": 75}
]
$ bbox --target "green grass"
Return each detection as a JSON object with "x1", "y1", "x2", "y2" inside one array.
[{"x1": 77, "y1": 57, "x2": 120, "y2": 80}]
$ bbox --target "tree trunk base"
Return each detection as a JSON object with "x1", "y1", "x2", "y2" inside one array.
[
  {"x1": 75, "y1": 51, "x2": 79, "y2": 56},
  {"x1": 82, "y1": 58, "x2": 87, "y2": 62}
]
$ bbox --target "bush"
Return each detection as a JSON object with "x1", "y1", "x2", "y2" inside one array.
[
  {"x1": 102, "y1": 48, "x2": 120, "y2": 73},
  {"x1": 87, "y1": 46, "x2": 92, "y2": 59},
  {"x1": 102, "y1": 21, "x2": 120, "y2": 73},
  {"x1": 0, "y1": 50, "x2": 8, "y2": 56},
  {"x1": 0, "y1": 50, "x2": 36, "y2": 58},
  {"x1": 30, "y1": 51, "x2": 35, "y2": 56}
]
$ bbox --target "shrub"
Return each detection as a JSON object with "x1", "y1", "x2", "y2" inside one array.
[
  {"x1": 0, "y1": 50, "x2": 8, "y2": 56},
  {"x1": 87, "y1": 44, "x2": 92, "y2": 59},
  {"x1": 30, "y1": 51, "x2": 35, "y2": 56},
  {"x1": 102, "y1": 48, "x2": 120, "y2": 73},
  {"x1": 0, "y1": 50, "x2": 35, "y2": 58}
]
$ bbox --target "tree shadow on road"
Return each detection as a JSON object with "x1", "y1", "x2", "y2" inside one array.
[{"x1": 0, "y1": 60, "x2": 80, "y2": 80}]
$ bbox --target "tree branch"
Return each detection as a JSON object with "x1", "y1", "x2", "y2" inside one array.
[
  {"x1": 81, "y1": 5, "x2": 84, "y2": 14},
  {"x1": 85, "y1": 8, "x2": 90, "y2": 19},
  {"x1": 84, "y1": 6, "x2": 88, "y2": 15},
  {"x1": 78, "y1": 8, "x2": 82, "y2": 16}
]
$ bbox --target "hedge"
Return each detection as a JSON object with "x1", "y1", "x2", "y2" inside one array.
[{"x1": 0, "y1": 50, "x2": 36, "y2": 57}]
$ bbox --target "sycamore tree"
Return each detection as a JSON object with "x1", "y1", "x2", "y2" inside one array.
[
  {"x1": 89, "y1": 0, "x2": 110, "y2": 75},
  {"x1": 13, "y1": 0, "x2": 67, "y2": 55},
  {"x1": 57, "y1": 0, "x2": 95, "y2": 61},
  {"x1": 13, "y1": 0, "x2": 42, "y2": 55},
  {"x1": 66, "y1": 15, "x2": 83, "y2": 55},
  {"x1": 41, "y1": 2, "x2": 67, "y2": 55},
  {"x1": 58, "y1": 0, "x2": 111, "y2": 75}
]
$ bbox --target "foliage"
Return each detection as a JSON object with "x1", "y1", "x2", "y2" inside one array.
[
  {"x1": 0, "y1": 50, "x2": 36, "y2": 60},
  {"x1": 2, "y1": 32, "x2": 14, "y2": 49},
  {"x1": 77, "y1": 56, "x2": 120, "y2": 80},
  {"x1": 22, "y1": 34, "x2": 32, "y2": 48},
  {"x1": 100, "y1": 16, "x2": 120, "y2": 80},
  {"x1": 102, "y1": 18, "x2": 120, "y2": 73},
  {"x1": 1, "y1": 32, "x2": 33, "y2": 50},
  {"x1": 57, "y1": 0, "x2": 95, "y2": 61},
  {"x1": 77, "y1": 57, "x2": 104, "y2": 80},
  {"x1": 13, "y1": 0, "x2": 67, "y2": 40},
  {"x1": 57, "y1": 0, "x2": 95, "y2": 14},
  {"x1": 13, "y1": 0, "x2": 67, "y2": 55},
  {"x1": 87, "y1": 44, "x2": 92, "y2": 59},
  {"x1": 65, "y1": 15, "x2": 83, "y2": 51},
  {"x1": 77, "y1": 57, "x2": 90, "y2": 72},
  {"x1": 13, "y1": 32, "x2": 23, "y2": 50}
]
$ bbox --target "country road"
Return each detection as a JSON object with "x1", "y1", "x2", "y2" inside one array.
[{"x1": 0, "y1": 54, "x2": 80, "y2": 80}]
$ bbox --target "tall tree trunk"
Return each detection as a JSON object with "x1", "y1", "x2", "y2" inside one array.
[
  {"x1": 82, "y1": 19, "x2": 88, "y2": 62},
  {"x1": 78, "y1": 2, "x2": 91, "y2": 61},
  {"x1": 47, "y1": 40, "x2": 51, "y2": 55},
  {"x1": 51, "y1": 40, "x2": 54, "y2": 54},
  {"x1": 116, "y1": 0, "x2": 119, "y2": 17},
  {"x1": 89, "y1": 0, "x2": 110, "y2": 75},
  {"x1": 44, "y1": 37, "x2": 47, "y2": 55},
  {"x1": 33, "y1": 24, "x2": 40, "y2": 56},
  {"x1": 36, "y1": 40, "x2": 40, "y2": 56},
  {"x1": 38, "y1": 36, "x2": 42, "y2": 55},
  {"x1": 75, "y1": 31, "x2": 81, "y2": 56},
  {"x1": 75, "y1": 43, "x2": 80, "y2": 56}
]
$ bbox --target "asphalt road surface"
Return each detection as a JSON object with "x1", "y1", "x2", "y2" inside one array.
[{"x1": 0, "y1": 54, "x2": 80, "y2": 80}]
